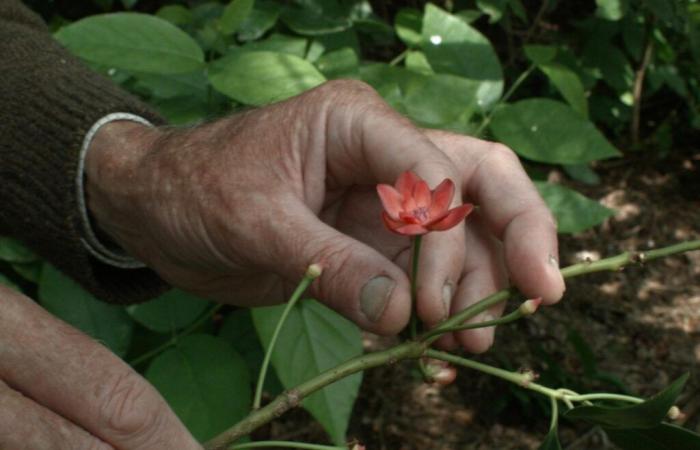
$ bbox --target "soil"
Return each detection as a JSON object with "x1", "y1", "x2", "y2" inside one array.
[{"x1": 258, "y1": 148, "x2": 700, "y2": 449}]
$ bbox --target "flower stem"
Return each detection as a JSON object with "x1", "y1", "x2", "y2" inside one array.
[
  {"x1": 549, "y1": 396, "x2": 559, "y2": 432},
  {"x1": 253, "y1": 266, "x2": 321, "y2": 410},
  {"x1": 230, "y1": 441, "x2": 345, "y2": 450},
  {"x1": 409, "y1": 235, "x2": 423, "y2": 340}
]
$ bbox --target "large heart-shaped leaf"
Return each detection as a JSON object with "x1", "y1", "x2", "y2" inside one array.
[
  {"x1": 146, "y1": 334, "x2": 251, "y2": 442},
  {"x1": 565, "y1": 373, "x2": 689, "y2": 429},
  {"x1": 252, "y1": 299, "x2": 362, "y2": 445},
  {"x1": 490, "y1": 98, "x2": 621, "y2": 164},
  {"x1": 535, "y1": 182, "x2": 614, "y2": 233},
  {"x1": 209, "y1": 50, "x2": 326, "y2": 105},
  {"x1": 38, "y1": 264, "x2": 134, "y2": 357},
  {"x1": 55, "y1": 13, "x2": 204, "y2": 74},
  {"x1": 127, "y1": 289, "x2": 210, "y2": 333},
  {"x1": 421, "y1": 4, "x2": 503, "y2": 109}
]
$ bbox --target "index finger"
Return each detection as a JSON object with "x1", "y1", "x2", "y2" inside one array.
[
  {"x1": 424, "y1": 130, "x2": 565, "y2": 304},
  {"x1": 0, "y1": 286, "x2": 202, "y2": 450}
]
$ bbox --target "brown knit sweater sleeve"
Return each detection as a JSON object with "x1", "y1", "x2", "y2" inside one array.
[{"x1": 0, "y1": 0, "x2": 168, "y2": 303}]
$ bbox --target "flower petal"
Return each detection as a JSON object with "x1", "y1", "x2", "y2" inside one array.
[
  {"x1": 427, "y1": 204, "x2": 474, "y2": 231},
  {"x1": 413, "y1": 180, "x2": 431, "y2": 209},
  {"x1": 428, "y1": 179, "x2": 455, "y2": 219},
  {"x1": 395, "y1": 223, "x2": 429, "y2": 236},
  {"x1": 397, "y1": 211, "x2": 416, "y2": 223},
  {"x1": 381, "y1": 211, "x2": 406, "y2": 232},
  {"x1": 376, "y1": 184, "x2": 403, "y2": 219},
  {"x1": 395, "y1": 171, "x2": 420, "y2": 198}
]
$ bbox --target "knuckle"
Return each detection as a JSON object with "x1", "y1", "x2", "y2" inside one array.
[
  {"x1": 98, "y1": 370, "x2": 161, "y2": 444},
  {"x1": 486, "y1": 142, "x2": 519, "y2": 165}
]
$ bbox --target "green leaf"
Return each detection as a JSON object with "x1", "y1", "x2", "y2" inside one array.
[
  {"x1": 11, "y1": 261, "x2": 42, "y2": 283},
  {"x1": 218, "y1": 309, "x2": 283, "y2": 395},
  {"x1": 565, "y1": 373, "x2": 690, "y2": 429},
  {"x1": 252, "y1": 300, "x2": 363, "y2": 445},
  {"x1": 596, "y1": 0, "x2": 628, "y2": 21},
  {"x1": 490, "y1": 99, "x2": 621, "y2": 164},
  {"x1": 237, "y1": 0, "x2": 279, "y2": 41},
  {"x1": 395, "y1": 8, "x2": 422, "y2": 48},
  {"x1": 538, "y1": 63, "x2": 588, "y2": 117},
  {"x1": 280, "y1": 2, "x2": 351, "y2": 36},
  {"x1": 38, "y1": 264, "x2": 133, "y2": 357},
  {"x1": 146, "y1": 334, "x2": 251, "y2": 442},
  {"x1": 156, "y1": 5, "x2": 193, "y2": 26},
  {"x1": 539, "y1": 425, "x2": 563, "y2": 450},
  {"x1": 563, "y1": 164, "x2": 601, "y2": 185},
  {"x1": 126, "y1": 290, "x2": 210, "y2": 333},
  {"x1": 135, "y1": 71, "x2": 208, "y2": 99},
  {"x1": 535, "y1": 182, "x2": 613, "y2": 234},
  {"x1": 209, "y1": 50, "x2": 326, "y2": 105},
  {"x1": 477, "y1": 0, "x2": 508, "y2": 23},
  {"x1": 152, "y1": 96, "x2": 210, "y2": 125},
  {"x1": 524, "y1": 44, "x2": 557, "y2": 65},
  {"x1": 405, "y1": 50, "x2": 434, "y2": 75},
  {"x1": 582, "y1": 43, "x2": 633, "y2": 93},
  {"x1": 402, "y1": 73, "x2": 479, "y2": 126},
  {"x1": 220, "y1": 0, "x2": 254, "y2": 35},
  {"x1": 55, "y1": 13, "x2": 204, "y2": 74},
  {"x1": 243, "y1": 33, "x2": 308, "y2": 58},
  {"x1": 316, "y1": 47, "x2": 359, "y2": 79},
  {"x1": 606, "y1": 423, "x2": 700, "y2": 450},
  {"x1": 0, "y1": 236, "x2": 37, "y2": 263},
  {"x1": 421, "y1": 4, "x2": 503, "y2": 109}
]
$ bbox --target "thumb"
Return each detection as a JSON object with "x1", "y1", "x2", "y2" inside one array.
[{"x1": 264, "y1": 201, "x2": 411, "y2": 335}]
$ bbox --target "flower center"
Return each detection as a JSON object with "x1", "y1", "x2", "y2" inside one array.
[{"x1": 412, "y1": 206, "x2": 429, "y2": 222}]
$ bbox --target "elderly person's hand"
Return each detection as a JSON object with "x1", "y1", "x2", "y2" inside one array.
[
  {"x1": 0, "y1": 285, "x2": 202, "y2": 449},
  {"x1": 86, "y1": 80, "x2": 565, "y2": 352}
]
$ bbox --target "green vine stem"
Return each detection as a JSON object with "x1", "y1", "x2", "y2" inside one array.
[
  {"x1": 475, "y1": 62, "x2": 537, "y2": 137},
  {"x1": 253, "y1": 264, "x2": 322, "y2": 410},
  {"x1": 230, "y1": 441, "x2": 345, "y2": 450},
  {"x1": 204, "y1": 240, "x2": 700, "y2": 450}
]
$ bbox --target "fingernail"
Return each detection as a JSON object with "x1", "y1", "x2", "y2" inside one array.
[
  {"x1": 548, "y1": 253, "x2": 559, "y2": 269},
  {"x1": 441, "y1": 282, "x2": 453, "y2": 319},
  {"x1": 360, "y1": 276, "x2": 395, "y2": 322}
]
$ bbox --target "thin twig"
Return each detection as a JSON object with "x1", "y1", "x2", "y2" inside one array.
[{"x1": 631, "y1": 36, "x2": 655, "y2": 145}]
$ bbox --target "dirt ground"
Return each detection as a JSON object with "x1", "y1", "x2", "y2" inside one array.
[{"x1": 259, "y1": 148, "x2": 700, "y2": 449}]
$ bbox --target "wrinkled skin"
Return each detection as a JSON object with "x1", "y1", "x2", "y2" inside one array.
[{"x1": 1, "y1": 80, "x2": 565, "y2": 448}]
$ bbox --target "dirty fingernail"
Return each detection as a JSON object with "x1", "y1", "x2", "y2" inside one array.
[
  {"x1": 360, "y1": 276, "x2": 395, "y2": 322},
  {"x1": 441, "y1": 282, "x2": 453, "y2": 319}
]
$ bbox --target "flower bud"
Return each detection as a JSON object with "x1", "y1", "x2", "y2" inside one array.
[
  {"x1": 519, "y1": 297, "x2": 543, "y2": 316},
  {"x1": 667, "y1": 405, "x2": 682, "y2": 420},
  {"x1": 305, "y1": 263, "x2": 323, "y2": 278},
  {"x1": 350, "y1": 444, "x2": 366, "y2": 450}
]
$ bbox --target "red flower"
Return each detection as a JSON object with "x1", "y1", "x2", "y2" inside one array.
[{"x1": 377, "y1": 171, "x2": 473, "y2": 236}]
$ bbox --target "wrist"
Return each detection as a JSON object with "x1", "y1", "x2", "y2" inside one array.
[{"x1": 83, "y1": 120, "x2": 163, "y2": 261}]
